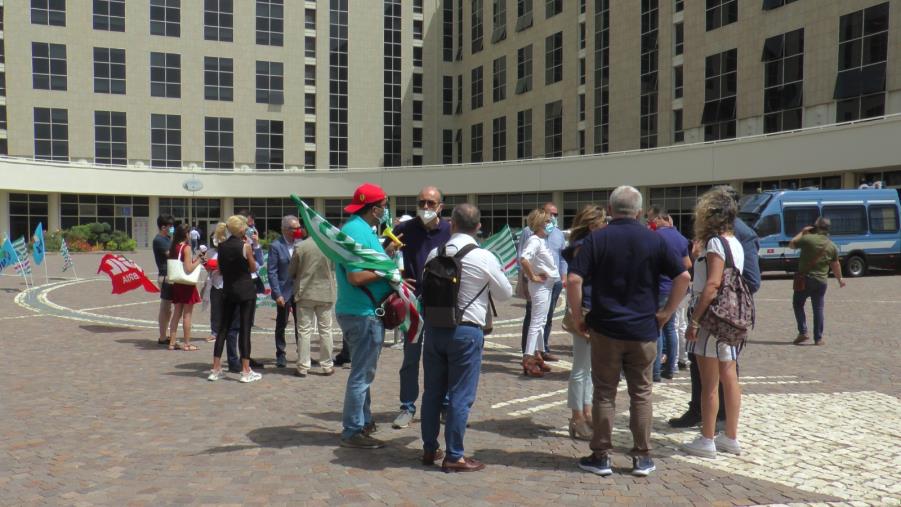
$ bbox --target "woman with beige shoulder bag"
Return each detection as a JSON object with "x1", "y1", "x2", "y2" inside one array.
[
  {"x1": 560, "y1": 205, "x2": 606, "y2": 440},
  {"x1": 167, "y1": 224, "x2": 205, "y2": 351}
]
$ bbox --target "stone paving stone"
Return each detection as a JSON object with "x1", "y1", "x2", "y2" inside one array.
[{"x1": 1, "y1": 251, "x2": 899, "y2": 505}]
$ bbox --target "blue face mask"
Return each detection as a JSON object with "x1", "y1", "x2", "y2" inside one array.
[
  {"x1": 168, "y1": 226, "x2": 175, "y2": 236},
  {"x1": 544, "y1": 223, "x2": 555, "y2": 235}
]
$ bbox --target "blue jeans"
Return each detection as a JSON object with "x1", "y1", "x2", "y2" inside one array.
[
  {"x1": 336, "y1": 314, "x2": 385, "y2": 440},
  {"x1": 520, "y1": 280, "x2": 563, "y2": 353},
  {"x1": 654, "y1": 309, "x2": 678, "y2": 379},
  {"x1": 399, "y1": 339, "x2": 422, "y2": 413},
  {"x1": 421, "y1": 324, "x2": 484, "y2": 461},
  {"x1": 793, "y1": 277, "x2": 827, "y2": 342}
]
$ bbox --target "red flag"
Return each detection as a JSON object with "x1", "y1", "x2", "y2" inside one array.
[{"x1": 96, "y1": 254, "x2": 160, "y2": 294}]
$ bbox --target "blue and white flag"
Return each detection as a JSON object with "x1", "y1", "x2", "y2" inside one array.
[
  {"x1": 33, "y1": 223, "x2": 45, "y2": 266},
  {"x1": 0, "y1": 237, "x2": 18, "y2": 273},
  {"x1": 61, "y1": 238, "x2": 74, "y2": 272},
  {"x1": 12, "y1": 237, "x2": 32, "y2": 275}
]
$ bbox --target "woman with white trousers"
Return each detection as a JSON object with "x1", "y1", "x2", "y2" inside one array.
[{"x1": 519, "y1": 208, "x2": 560, "y2": 377}]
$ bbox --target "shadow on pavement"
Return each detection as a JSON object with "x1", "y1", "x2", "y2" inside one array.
[
  {"x1": 467, "y1": 416, "x2": 557, "y2": 439},
  {"x1": 116, "y1": 337, "x2": 169, "y2": 350},
  {"x1": 82, "y1": 324, "x2": 139, "y2": 334}
]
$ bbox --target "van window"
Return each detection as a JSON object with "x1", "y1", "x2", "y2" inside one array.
[
  {"x1": 754, "y1": 214, "x2": 781, "y2": 237},
  {"x1": 869, "y1": 204, "x2": 899, "y2": 233},
  {"x1": 783, "y1": 206, "x2": 819, "y2": 236},
  {"x1": 822, "y1": 205, "x2": 867, "y2": 235}
]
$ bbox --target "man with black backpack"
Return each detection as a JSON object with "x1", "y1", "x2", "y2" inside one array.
[{"x1": 418, "y1": 204, "x2": 512, "y2": 472}]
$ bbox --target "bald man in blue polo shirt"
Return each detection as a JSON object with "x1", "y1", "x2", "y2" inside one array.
[{"x1": 567, "y1": 185, "x2": 690, "y2": 478}]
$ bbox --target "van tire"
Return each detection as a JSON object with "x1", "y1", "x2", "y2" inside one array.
[{"x1": 845, "y1": 255, "x2": 867, "y2": 277}]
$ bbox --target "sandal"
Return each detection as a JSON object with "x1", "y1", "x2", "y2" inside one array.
[
  {"x1": 205, "y1": 335, "x2": 216, "y2": 343},
  {"x1": 182, "y1": 344, "x2": 199, "y2": 351},
  {"x1": 168, "y1": 343, "x2": 178, "y2": 350},
  {"x1": 158, "y1": 338, "x2": 170, "y2": 345}
]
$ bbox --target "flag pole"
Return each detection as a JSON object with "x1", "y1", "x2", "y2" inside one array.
[{"x1": 9, "y1": 238, "x2": 29, "y2": 290}]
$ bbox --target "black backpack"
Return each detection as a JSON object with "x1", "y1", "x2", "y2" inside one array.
[{"x1": 421, "y1": 244, "x2": 487, "y2": 328}]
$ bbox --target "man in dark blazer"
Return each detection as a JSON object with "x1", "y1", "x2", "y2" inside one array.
[{"x1": 268, "y1": 215, "x2": 302, "y2": 367}]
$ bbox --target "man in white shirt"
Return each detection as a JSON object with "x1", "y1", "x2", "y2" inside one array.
[{"x1": 419, "y1": 203, "x2": 513, "y2": 472}]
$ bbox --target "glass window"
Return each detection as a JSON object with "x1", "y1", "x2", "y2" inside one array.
[
  {"x1": 470, "y1": 123, "x2": 483, "y2": 162},
  {"x1": 544, "y1": 101, "x2": 562, "y2": 157},
  {"x1": 32, "y1": 42, "x2": 67, "y2": 91},
  {"x1": 384, "y1": 0, "x2": 402, "y2": 167},
  {"x1": 328, "y1": 0, "x2": 348, "y2": 169},
  {"x1": 443, "y1": 76, "x2": 453, "y2": 115},
  {"x1": 471, "y1": 67, "x2": 483, "y2": 109},
  {"x1": 204, "y1": 0, "x2": 234, "y2": 42},
  {"x1": 256, "y1": 61, "x2": 284, "y2": 104},
  {"x1": 204, "y1": 117, "x2": 234, "y2": 170},
  {"x1": 94, "y1": 0, "x2": 125, "y2": 31},
  {"x1": 472, "y1": 0, "x2": 484, "y2": 53},
  {"x1": 754, "y1": 214, "x2": 781, "y2": 237},
  {"x1": 204, "y1": 57, "x2": 233, "y2": 101},
  {"x1": 545, "y1": 32, "x2": 563, "y2": 85},
  {"x1": 32, "y1": 0, "x2": 66, "y2": 26},
  {"x1": 763, "y1": 28, "x2": 804, "y2": 133},
  {"x1": 492, "y1": 0, "x2": 507, "y2": 43},
  {"x1": 703, "y1": 48, "x2": 737, "y2": 141},
  {"x1": 822, "y1": 205, "x2": 867, "y2": 235},
  {"x1": 442, "y1": 129, "x2": 453, "y2": 164},
  {"x1": 517, "y1": 109, "x2": 532, "y2": 159},
  {"x1": 94, "y1": 47, "x2": 126, "y2": 95},
  {"x1": 516, "y1": 45, "x2": 532, "y2": 94},
  {"x1": 150, "y1": 0, "x2": 180, "y2": 37},
  {"x1": 9, "y1": 193, "x2": 49, "y2": 241},
  {"x1": 150, "y1": 113, "x2": 181, "y2": 168},
  {"x1": 834, "y1": 3, "x2": 888, "y2": 122},
  {"x1": 492, "y1": 56, "x2": 506, "y2": 102},
  {"x1": 640, "y1": 0, "x2": 659, "y2": 149},
  {"x1": 783, "y1": 206, "x2": 820, "y2": 236},
  {"x1": 255, "y1": 120, "x2": 284, "y2": 170},
  {"x1": 869, "y1": 204, "x2": 899, "y2": 233},
  {"x1": 492, "y1": 116, "x2": 506, "y2": 161},
  {"x1": 256, "y1": 0, "x2": 284, "y2": 46},
  {"x1": 706, "y1": 0, "x2": 737, "y2": 31},
  {"x1": 94, "y1": 111, "x2": 127, "y2": 165},
  {"x1": 33, "y1": 107, "x2": 68, "y2": 161},
  {"x1": 546, "y1": 0, "x2": 562, "y2": 18},
  {"x1": 150, "y1": 52, "x2": 181, "y2": 98},
  {"x1": 562, "y1": 190, "x2": 610, "y2": 228},
  {"x1": 443, "y1": 0, "x2": 453, "y2": 60}
]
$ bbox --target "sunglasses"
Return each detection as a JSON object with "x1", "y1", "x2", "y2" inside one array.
[{"x1": 417, "y1": 199, "x2": 441, "y2": 208}]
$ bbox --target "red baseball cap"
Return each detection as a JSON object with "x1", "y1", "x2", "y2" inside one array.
[{"x1": 344, "y1": 182, "x2": 387, "y2": 214}]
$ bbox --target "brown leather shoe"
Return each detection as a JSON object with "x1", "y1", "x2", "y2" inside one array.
[
  {"x1": 441, "y1": 456, "x2": 485, "y2": 473},
  {"x1": 793, "y1": 333, "x2": 810, "y2": 345},
  {"x1": 814, "y1": 338, "x2": 825, "y2": 346},
  {"x1": 534, "y1": 354, "x2": 552, "y2": 373},
  {"x1": 421, "y1": 448, "x2": 445, "y2": 465},
  {"x1": 521, "y1": 356, "x2": 544, "y2": 377},
  {"x1": 542, "y1": 352, "x2": 560, "y2": 362}
]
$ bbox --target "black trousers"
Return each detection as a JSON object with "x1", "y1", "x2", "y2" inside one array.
[
  {"x1": 687, "y1": 351, "x2": 736, "y2": 419},
  {"x1": 215, "y1": 296, "x2": 255, "y2": 361}
]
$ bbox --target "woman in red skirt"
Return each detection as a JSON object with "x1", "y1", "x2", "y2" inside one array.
[{"x1": 168, "y1": 224, "x2": 205, "y2": 350}]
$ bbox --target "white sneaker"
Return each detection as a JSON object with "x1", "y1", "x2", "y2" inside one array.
[
  {"x1": 682, "y1": 435, "x2": 717, "y2": 458},
  {"x1": 240, "y1": 370, "x2": 262, "y2": 383},
  {"x1": 207, "y1": 369, "x2": 225, "y2": 382},
  {"x1": 714, "y1": 433, "x2": 742, "y2": 455}
]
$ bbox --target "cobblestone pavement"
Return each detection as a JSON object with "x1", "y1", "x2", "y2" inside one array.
[{"x1": 1, "y1": 251, "x2": 899, "y2": 506}]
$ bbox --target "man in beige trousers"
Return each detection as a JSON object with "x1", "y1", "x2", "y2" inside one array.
[{"x1": 289, "y1": 235, "x2": 337, "y2": 377}]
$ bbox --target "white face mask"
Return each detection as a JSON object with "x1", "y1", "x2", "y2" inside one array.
[{"x1": 417, "y1": 208, "x2": 438, "y2": 224}]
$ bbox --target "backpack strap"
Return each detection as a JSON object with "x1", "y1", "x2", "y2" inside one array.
[
  {"x1": 453, "y1": 243, "x2": 478, "y2": 260},
  {"x1": 717, "y1": 236, "x2": 734, "y2": 269}
]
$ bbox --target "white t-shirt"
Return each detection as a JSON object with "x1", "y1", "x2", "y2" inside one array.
[
  {"x1": 692, "y1": 236, "x2": 744, "y2": 301},
  {"x1": 521, "y1": 235, "x2": 560, "y2": 281}
]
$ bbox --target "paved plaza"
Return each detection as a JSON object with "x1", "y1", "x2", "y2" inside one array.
[{"x1": 1, "y1": 250, "x2": 899, "y2": 506}]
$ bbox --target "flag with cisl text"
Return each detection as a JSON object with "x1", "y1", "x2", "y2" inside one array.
[
  {"x1": 96, "y1": 254, "x2": 160, "y2": 294},
  {"x1": 482, "y1": 225, "x2": 519, "y2": 276}
]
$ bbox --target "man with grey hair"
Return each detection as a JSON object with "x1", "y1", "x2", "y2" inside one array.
[
  {"x1": 567, "y1": 185, "x2": 690, "y2": 477},
  {"x1": 420, "y1": 203, "x2": 513, "y2": 471},
  {"x1": 268, "y1": 214, "x2": 303, "y2": 367}
]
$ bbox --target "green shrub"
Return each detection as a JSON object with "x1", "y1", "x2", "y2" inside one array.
[
  {"x1": 59, "y1": 222, "x2": 136, "y2": 251},
  {"x1": 260, "y1": 230, "x2": 281, "y2": 250},
  {"x1": 118, "y1": 238, "x2": 137, "y2": 251},
  {"x1": 106, "y1": 240, "x2": 118, "y2": 251},
  {"x1": 43, "y1": 230, "x2": 63, "y2": 252}
]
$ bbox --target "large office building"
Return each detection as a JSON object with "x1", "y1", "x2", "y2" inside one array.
[{"x1": 1, "y1": 0, "x2": 900, "y2": 245}]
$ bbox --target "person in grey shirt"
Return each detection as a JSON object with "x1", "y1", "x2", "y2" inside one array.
[{"x1": 518, "y1": 201, "x2": 567, "y2": 361}]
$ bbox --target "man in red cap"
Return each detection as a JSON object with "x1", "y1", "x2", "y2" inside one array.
[{"x1": 336, "y1": 182, "x2": 396, "y2": 449}]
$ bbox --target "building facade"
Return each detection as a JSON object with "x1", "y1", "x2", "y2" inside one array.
[{"x1": 1, "y1": 0, "x2": 900, "y2": 244}]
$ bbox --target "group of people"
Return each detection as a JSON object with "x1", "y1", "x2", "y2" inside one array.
[
  {"x1": 149, "y1": 180, "x2": 846, "y2": 477},
  {"x1": 152, "y1": 211, "x2": 337, "y2": 383}
]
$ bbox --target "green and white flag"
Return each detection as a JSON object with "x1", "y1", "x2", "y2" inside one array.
[
  {"x1": 291, "y1": 195, "x2": 422, "y2": 342},
  {"x1": 482, "y1": 225, "x2": 519, "y2": 275}
]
